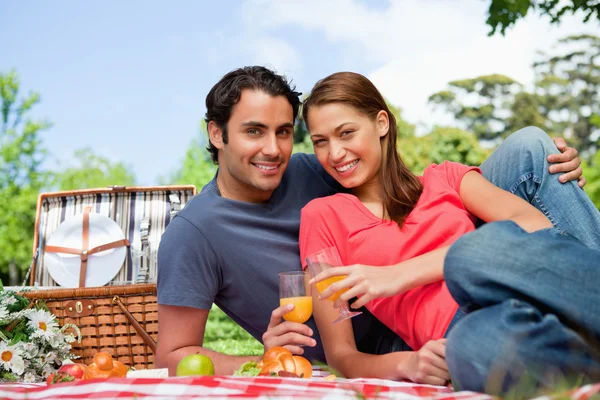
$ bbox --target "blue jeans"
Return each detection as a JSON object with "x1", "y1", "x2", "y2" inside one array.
[
  {"x1": 479, "y1": 126, "x2": 600, "y2": 249},
  {"x1": 444, "y1": 222, "x2": 600, "y2": 395},
  {"x1": 385, "y1": 126, "x2": 600, "y2": 354},
  {"x1": 444, "y1": 128, "x2": 600, "y2": 394}
]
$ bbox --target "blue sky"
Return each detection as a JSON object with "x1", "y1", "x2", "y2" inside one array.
[{"x1": 3, "y1": 1, "x2": 598, "y2": 185}]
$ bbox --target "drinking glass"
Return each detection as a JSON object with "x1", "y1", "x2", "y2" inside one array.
[
  {"x1": 305, "y1": 247, "x2": 362, "y2": 324},
  {"x1": 279, "y1": 271, "x2": 312, "y2": 324}
]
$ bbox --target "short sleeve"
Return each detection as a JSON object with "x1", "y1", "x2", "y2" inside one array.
[
  {"x1": 430, "y1": 161, "x2": 482, "y2": 194},
  {"x1": 299, "y1": 200, "x2": 344, "y2": 270},
  {"x1": 157, "y1": 215, "x2": 221, "y2": 310}
]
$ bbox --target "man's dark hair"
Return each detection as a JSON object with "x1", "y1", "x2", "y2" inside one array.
[{"x1": 204, "y1": 66, "x2": 302, "y2": 164}]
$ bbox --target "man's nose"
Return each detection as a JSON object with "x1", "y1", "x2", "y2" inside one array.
[{"x1": 262, "y1": 133, "x2": 280, "y2": 157}]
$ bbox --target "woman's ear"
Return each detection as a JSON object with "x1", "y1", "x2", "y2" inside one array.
[
  {"x1": 376, "y1": 110, "x2": 390, "y2": 138},
  {"x1": 208, "y1": 121, "x2": 225, "y2": 150}
]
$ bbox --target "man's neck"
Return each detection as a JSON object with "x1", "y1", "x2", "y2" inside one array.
[{"x1": 216, "y1": 171, "x2": 273, "y2": 204}]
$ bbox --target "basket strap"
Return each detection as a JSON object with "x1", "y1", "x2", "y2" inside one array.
[{"x1": 112, "y1": 295, "x2": 157, "y2": 353}]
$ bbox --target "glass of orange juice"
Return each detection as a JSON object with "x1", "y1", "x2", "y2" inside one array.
[
  {"x1": 279, "y1": 271, "x2": 313, "y2": 323},
  {"x1": 306, "y1": 247, "x2": 362, "y2": 324}
]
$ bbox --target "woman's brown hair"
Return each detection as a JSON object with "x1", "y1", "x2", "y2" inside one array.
[{"x1": 302, "y1": 72, "x2": 422, "y2": 227}]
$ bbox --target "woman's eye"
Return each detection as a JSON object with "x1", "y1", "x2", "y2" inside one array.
[
  {"x1": 341, "y1": 130, "x2": 353, "y2": 137},
  {"x1": 312, "y1": 139, "x2": 325, "y2": 146}
]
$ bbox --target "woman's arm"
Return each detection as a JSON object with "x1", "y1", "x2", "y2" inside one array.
[
  {"x1": 314, "y1": 171, "x2": 552, "y2": 305},
  {"x1": 310, "y1": 281, "x2": 449, "y2": 384},
  {"x1": 460, "y1": 170, "x2": 552, "y2": 232}
]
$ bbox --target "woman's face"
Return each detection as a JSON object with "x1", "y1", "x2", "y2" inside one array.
[{"x1": 307, "y1": 103, "x2": 389, "y2": 190}]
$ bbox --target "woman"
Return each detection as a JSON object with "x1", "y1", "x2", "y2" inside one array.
[{"x1": 298, "y1": 72, "x2": 600, "y2": 391}]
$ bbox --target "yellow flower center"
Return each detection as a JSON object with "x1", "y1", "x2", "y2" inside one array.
[
  {"x1": 1, "y1": 351, "x2": 12, "y2": 362},
  {"x1": 39, "y1": 322, "x2": 47, "y2": 331}
]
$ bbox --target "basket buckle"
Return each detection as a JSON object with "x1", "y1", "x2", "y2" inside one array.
[{"x1": 65, "y1": 299, "x2": 95, "y2": 318}]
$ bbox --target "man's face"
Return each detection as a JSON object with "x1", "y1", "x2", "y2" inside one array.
[{"x1": 216, "y1": 89, "x2": 295, "y2": 201}]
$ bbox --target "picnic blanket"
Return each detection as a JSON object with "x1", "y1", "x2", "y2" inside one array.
[{"x1": 1, "y1": 376, "x2": 599, "y2": 400}]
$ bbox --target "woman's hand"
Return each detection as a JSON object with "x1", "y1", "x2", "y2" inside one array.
[
  {"x1": 310, "y1": 264, "x2": 407, "y2": 309},
  {"x1": 404, "y1": 339, "x2": 450, "y2": 386}
]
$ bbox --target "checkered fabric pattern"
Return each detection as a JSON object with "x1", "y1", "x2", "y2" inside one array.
[{"x1": 1, "y1": 376, "x2": 599, "y2": 400}]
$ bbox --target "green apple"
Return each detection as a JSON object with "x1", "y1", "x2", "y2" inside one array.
[{"x1": 176, "y1": 354, "x2": 215, "y2": 377}]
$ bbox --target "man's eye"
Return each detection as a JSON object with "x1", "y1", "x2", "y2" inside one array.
[
  {"x1": 247, "y1": 128, "x2": 260, "y2": 135},
  {"x1": 277, "y1": 129, "x2": 292, "y2": 136}
]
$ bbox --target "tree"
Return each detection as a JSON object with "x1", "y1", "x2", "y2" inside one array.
[
  {"x1": 162, "y1": 127, "x2": 216, "y2": 189},
  {"x1": 534, "y1": 34, "x2": 600, "y2": 156},
  {"x1": 0, "y1": 70, "x2": 51, "y2": 284},
  {"x1": 52, "y1": 148, "x2": 136, "y2": 190},
  {"x1": 429, "y1": 74, "x2": 523, "y2": 141},
  {"x1": 486, "y1": 0, "x2": 600, "y2": 35},
  {"x1": 399, "y1": 127, "x2": 490, "y2": 174}
]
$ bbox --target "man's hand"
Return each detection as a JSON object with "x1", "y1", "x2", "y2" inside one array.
[
  {"x1": 310, "y1": 264, "x2": 404, "y2": 310},
  {"x1": 549, "y1": 137, "x2": 585, "y2": 187},
  {"x1": 262, "y1": 304, "x2": 316, "y2": 355},
  {"x1": 404, "y1": 339, "x2": 450, "y2": 386}
]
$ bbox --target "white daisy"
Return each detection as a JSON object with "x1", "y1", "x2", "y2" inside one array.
[
  {"x1": 4, "y1": 296, "x2": 17, "y2": 306},
  {"x1": 0, "y1": 343, "x2": 25, "y2": 375},
  {"x1": 44, "y1": 351, "x2": 57, "y2": 364},
  {"x1": 27, "y1": 309, "x2": 58, "y2": 341},
  {"x1": 41, "y1": 364, "x2": 55, "y2": 378},
  {"x1": 22, "y1": 372, "x2": 36, "y2": 383}
]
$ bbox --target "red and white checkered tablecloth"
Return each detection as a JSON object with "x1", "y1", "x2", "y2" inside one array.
[{"x1": 1, "y1": 376, "x2": 599, "y2": 400}]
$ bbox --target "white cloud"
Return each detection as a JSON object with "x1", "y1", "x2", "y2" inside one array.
[
  {"x1": 246, "y1": 37, "x2": 302, "y2": 76},
  {"x1": 243, "y1": 0, "x2": 599, "y2": 132}
]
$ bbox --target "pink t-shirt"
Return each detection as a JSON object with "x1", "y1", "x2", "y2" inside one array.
[{"x1": 299, "y1": 161, "x2": 481, "y2": 350}]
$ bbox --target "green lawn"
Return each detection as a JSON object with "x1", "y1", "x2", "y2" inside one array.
[{"x1": 203, "y1": 305, "x2": 263, "y2": 356}]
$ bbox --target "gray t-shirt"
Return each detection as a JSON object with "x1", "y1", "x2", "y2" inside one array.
[{"x1": 157, "y1": 153, "x2": 401, "y2": 362}]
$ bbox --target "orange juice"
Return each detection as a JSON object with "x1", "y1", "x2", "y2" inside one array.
[
  {"x1": 315, "y1": 276, "x2": 348, "y2": 302},
  {"x1": 280, "y1": 296, "x2": 313, "y2": 323}
]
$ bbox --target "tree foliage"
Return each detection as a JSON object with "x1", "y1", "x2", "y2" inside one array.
[
  {"x1": 486, "y1": 0, "x2": 600, "y2": 35},
  {"x1": 429, "y1": 74, "x2": 524, "y2": 141},
  {"x1": 52, "y1": 148, "x2": 136, "y2": 190},
  {"x1": 0, "y1": 70, "x2": 51, "y2": 283},
  {"x1": 534, "y1": 34, "x2": 600, "y2": 155}
]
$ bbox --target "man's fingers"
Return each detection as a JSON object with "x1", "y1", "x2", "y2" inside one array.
[
  {"x1": 283, "y1": 345, "x2": 306, "y2": 355},
  {"x1": 559, "y1": 167, "x2": 583, "y2": 183},
  {"x1": 268, "y1": 304, "x2": 294, "y2": 328},
  {"x1": 552, "y1": 137, "x2": 567, "y2": 151},
  {"x1": 549, "y1": 157, "x2": 581, "y2": 174},
  {"x1": 268, "y1": 332, "x2": 316, "y2": 349},
  {"x1": 579, "y1": 177, "x2": 587, "y2": 188},
  {"x1": 548, "y1": 147, "x2": 578, "y2": 163}
]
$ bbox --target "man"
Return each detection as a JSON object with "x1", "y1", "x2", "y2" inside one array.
[{"x1": 156, "y1": 66, "x2": 591, "y2": 375}]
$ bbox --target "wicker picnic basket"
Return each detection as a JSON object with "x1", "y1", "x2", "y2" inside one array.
[{"x1": 20, "y1": 185, "x2": 197, "y2": 370}]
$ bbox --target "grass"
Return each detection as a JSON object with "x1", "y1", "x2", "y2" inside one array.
[
  {"x1": 203, "y1": 306, "x2": 600, "y2": 399},
  {"x1": 203, "y1": 305, "x2": 263, "y2": 356}
]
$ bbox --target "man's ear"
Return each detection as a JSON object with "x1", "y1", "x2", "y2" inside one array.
[
  {"x1": 208, "y1": 121, "x2": 225, "y2": 150},
  {"x1": 376, "y1": 110, "x2": 390, "y2": 138}
]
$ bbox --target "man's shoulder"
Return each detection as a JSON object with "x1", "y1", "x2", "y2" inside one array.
[{"x1": 174, "y1": 181, "x2": 223, "y2": 229}]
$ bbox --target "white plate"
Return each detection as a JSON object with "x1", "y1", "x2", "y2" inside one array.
[{"x1": 44, "y1": 213, "x2": 127, "y2": 288}]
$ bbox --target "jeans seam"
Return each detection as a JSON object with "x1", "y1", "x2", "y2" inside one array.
[{"x1": 511, "y1": 172, "x2": 566, "y2": 234}]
